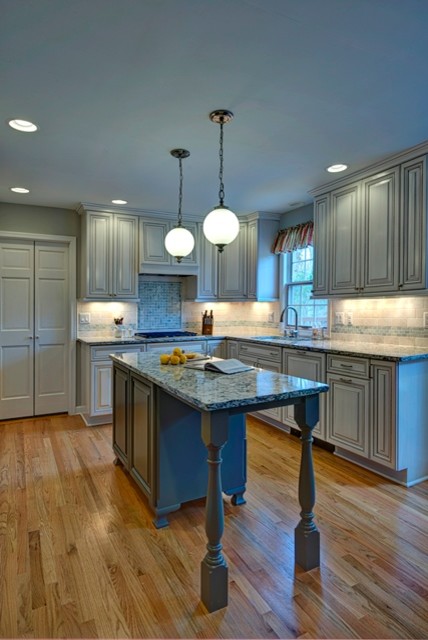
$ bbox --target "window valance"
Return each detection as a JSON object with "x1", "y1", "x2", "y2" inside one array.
[{"x1": 271, "y1": 220, "x2": 314, "y2": 254}]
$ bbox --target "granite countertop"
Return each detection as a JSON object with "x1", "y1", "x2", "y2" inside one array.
[
  {"x1": 77, "y1": 334, "x2": 428, "y2": 362},
  {"x1": 110, "y1": 352, "x2": 328, "y2": 412},
  {"x1": 77, "y1": 335, "x2": 216, "y2": 345}
]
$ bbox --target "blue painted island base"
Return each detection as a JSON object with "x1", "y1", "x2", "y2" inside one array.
[{"x1": 152, "y1": 389, "x2": 247, "y2": 529}]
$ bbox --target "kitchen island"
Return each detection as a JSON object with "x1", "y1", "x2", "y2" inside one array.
[{"x1": 110, "y1": 351, "x2": 328, "y2": 612}]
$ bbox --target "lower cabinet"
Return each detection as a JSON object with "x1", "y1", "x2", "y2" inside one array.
[
  {"x1": 79, "y1": 342, "x2": 145, "y2": 426},
  {"x1": 129, "y1": 374, "x2": 153, "y2": 497},
  {"x1": 282, "y1": 348, "x2": 326, "y2": 439},
  {"x1": 238, "y1": 342, "x2": 282, "y2": 422},
  {"x1": 112, "y1": 362, "x2": 247, "y2": 527},
  {"x1": 227, "y1": 339, "x2": 239, "y2": 359},
  {"x1": 206, "y1": 338, "x2": 227, "y2": 358},
  {"x1": 325, "y1": 354, "x2": 371, "y2": 456},
  {"x1": 112, "y1": 364, "x2": 129, "y2": 465}
]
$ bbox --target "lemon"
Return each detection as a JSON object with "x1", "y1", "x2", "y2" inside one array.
[
  {"x1": 170, "y1": 355, "x2": 180, "y2": 365},
  {"x1": 179, "y1": 354, "x2": 187, "y2": 364},
  {"x1": 172, "y1": 347, "x2": 182, "y2": 356},
  {"x1": 159, "y1": 353, "x2": 170, "y2": 364},
  {"x1": 186, "y1": 353, "x2": 196, "y2": 359}
]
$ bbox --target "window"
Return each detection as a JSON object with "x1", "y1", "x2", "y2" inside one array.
[{"x1": 283, "y1": 246, "x2": 328, "y2": 328}]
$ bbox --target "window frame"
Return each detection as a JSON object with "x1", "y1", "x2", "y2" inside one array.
[{"x1": 281, "y1": 246, "x2": 328, "y2": 329}]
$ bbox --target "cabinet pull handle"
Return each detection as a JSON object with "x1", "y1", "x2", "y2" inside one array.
[
  {"x1": 339, "y1": 377, "x2": 353, "y2": 383},
  {"x1": 340, "y1": 363, "x2": 353, "y2": 368},
  {"x1": 28, "y1": 335, "x2": 33, "y2": 339}
]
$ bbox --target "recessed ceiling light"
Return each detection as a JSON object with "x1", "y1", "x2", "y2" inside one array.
[
  {"x1": 8, "y1": 119, "x2": 38, "y2": 133},
  {"x1": 10, "y1": 186, "x2": 30, "y2": 193},
  {"x1": 112, "y1": 199, "x2": 128, "y2": 205},
  {"x1": 326, "y1": 163, "x2": 348, "y2": 173}
]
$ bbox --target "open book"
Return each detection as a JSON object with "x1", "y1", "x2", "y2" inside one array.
[{"x1": 185, "y1": 357, "x2": 253, "y2": 374}]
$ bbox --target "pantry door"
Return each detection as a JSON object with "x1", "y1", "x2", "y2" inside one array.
[
  {"x1": 34, "y1": 242, "x2": 69, "y2": 415},
  {"x1": 0, "y1": 240, "x2": 70, "y2": 420},
  {"x1": 0, "y1": 241, "x2": 35, "y2": 419}
]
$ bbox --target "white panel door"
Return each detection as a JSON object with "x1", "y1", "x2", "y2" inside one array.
[
  {"x1": 34, "y1": 243, "x2": 69, "y2": 415},
  {"x1": 0, "y1": 242, "x2": 35, "y2": 419}
]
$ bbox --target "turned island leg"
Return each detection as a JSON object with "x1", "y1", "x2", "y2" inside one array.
[
  {"x1": 293, "y1": 394, "x2": 320, "y2": 570},
  {"x1": 200, "y1": 411, "x2": 229, "y2": 612}
]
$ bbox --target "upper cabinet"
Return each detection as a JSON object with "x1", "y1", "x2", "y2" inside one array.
[
  {"x1": 80, "y1": 211, "x2": 139, "y2": 300},
  {"x1": 139, "y1": 217, "x2": 199, "y2": 275},
  {"x1": 247, "y1": 216, "x2": 280, "y2": 301},
  {"x1": 191, "y1": 214, "x2": 280, "y2": 301},
  {"x1": 312, "y1": 150, "x2": 427, "y2": 297}
]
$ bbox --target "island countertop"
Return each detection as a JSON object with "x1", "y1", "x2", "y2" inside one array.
[{"x1": 110, "y1": 352, "x2": 329, "y2": 412}]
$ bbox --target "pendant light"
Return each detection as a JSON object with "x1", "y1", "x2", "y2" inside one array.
[
  {"x1": 164, "y1": 148, "x2": 195, "y2": 263},
  {"x1": 203, "y1": 109, "x2": 240, "y2": 252}
]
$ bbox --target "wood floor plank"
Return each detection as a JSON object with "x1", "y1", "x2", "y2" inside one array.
[{"x1": 0, "y1": 412, "x2": 427, "y2": 638}]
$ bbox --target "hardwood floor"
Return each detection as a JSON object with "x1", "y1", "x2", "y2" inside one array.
[{"x1": 0, "y1": 413, "x2": 427, "y2": 639}]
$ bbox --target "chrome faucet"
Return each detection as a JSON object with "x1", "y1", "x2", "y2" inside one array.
[{"x1": 280, "y1": 306, "x2": 299, "y2": 337}]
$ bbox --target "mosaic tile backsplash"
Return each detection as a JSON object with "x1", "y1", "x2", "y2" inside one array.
[{"x1": 137, "y1": 280, "x2": 181, "y2": 330}]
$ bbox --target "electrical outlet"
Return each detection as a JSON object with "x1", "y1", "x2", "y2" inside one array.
[
  {"x1": 345, "y1": 311, "x2": 353, "y2": 325},
  {"x1": 268, "y1": 312, "x2": 275, "y2": 323},
  {"x1": 424, "y1": 312, "x2": 428, "y2": 328},
  {"x1": 79, "y1": 312, "x2": 91, "y2": 324},
  {"x1": 335, "y1": 311, "x2": 344, "y2": 325}
]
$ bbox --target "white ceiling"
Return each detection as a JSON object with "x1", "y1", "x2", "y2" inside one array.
[{"x1": 2, "y1": 0, "x2": 428, "y2": 218}]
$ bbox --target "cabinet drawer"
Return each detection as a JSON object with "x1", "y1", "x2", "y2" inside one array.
[
  {"x1": 238, "y1": 342, "x2": 282, "y2": 363},
  {"x1": 327, "y1": 354, "x2": 369, "y2": 378},
  {"x1": 91, "y1": 344, "x2": 144, "y2": 361}
]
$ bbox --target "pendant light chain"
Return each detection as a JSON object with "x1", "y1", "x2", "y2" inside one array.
[
  {"x1": 218, "y1": 121, "x2": 225, "y2": 206},
  {"x1": 177, "y1": 155, "x2": 183, "y2": 227}
]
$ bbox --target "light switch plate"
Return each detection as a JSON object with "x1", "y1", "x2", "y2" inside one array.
[
  {"x1": 335, "y1": 312, "x2": 344, "y2": 325},
  {"x1": 79, "y1": 312, "x2": 91, "y2": 324},
  {"x1": 424, "y1": 312, "x2": 428, "y2": 328}
]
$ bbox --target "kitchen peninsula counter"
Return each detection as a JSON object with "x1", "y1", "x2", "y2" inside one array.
[
  {"x1": 77, "y1": 334, "x2": 428, "y2": 361},
  {"x1": 110, "y1": 351, "x2": 328, "y2": 612}
]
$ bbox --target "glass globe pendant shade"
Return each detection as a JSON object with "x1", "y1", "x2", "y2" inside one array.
[
  {"x1": 164, "y1": 225, "x2": 195, "y2": 263},
  {"x1": 203, "y1": 205, "x2": 240, "y2": 252}
]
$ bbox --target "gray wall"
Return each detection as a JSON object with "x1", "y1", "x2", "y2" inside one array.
[
  {"x1": 0, "y1": 202, "x2": 79, "y2": 237},
  {"x1": 279, "y1": 203, "x2": 313, "y2": 229}
]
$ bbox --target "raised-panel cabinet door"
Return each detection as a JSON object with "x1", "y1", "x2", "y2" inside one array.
[
  {"x1": 313, "y1": 194, "x2": 330, "y2": 296},
  {"x1": 113, "y1": 215, "x2": 138, "y2": 298},
  {"x1": 255, "y1": 358, "x2": 282, "y2": 422},
  {"x1": 400, "y1": 156, "x2": 427, "y2": 290},
  {"x1": 370, "y1": 361, "x2": 397, "y2": 468},
  {"x1": 197, "y1": 231, "x2": 218, "y2": 299},
  {"x1": 91, "y1": 361, "x2": 113, "y2": 415},
  {"x1": 113, "y1": 365, "x2": 129, "y2": 465},
  {"x1": 283, "y1": 350, "x2": 326, "y2": 438},
  {"x1": 34, "y1": 243, "x2": 69, "y2": 415},
  {"x1": 87, "y1": 213, "x2": 112, "y2": 298},
  {"x1": 247, "y1": 220, "x2": 257, "y2": 299},
  {"x1": 218, "y1": 223, "x2": 247, "y2": 299},
  {"x1": 362, "y1": 168, "x2": 399, "y2": 293},
  {"x1": 330, "y1": 183, "x2": 360, "y2": 295},
  {"x1": 140, "y1": 220, "x2": 171, "y2": 265},
  {"x1": 130, "y1": 375, "x2": 152, "y2": 495},
  {"x1": 0, "y1": 241, "x2": 34, "y2": 419},
  {"x1": 326, "y1": 373, "x2": 369, "y2": 456},
  {"x1": 179, "y1": 221, "x2": 198, "y2": 266}
]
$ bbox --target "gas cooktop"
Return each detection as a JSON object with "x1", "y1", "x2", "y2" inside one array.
[{"x1": 134, "y1": 330, "x2": 198, "y2": 339}]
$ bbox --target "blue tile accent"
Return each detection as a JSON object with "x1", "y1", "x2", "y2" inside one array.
[{"x1": 138, "y1": 279, "x2": 182, "y2": 330}]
